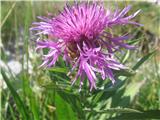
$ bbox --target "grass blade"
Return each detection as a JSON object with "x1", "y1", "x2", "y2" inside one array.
[
  {"x1": 132, "y1": 50, "x2": 156, "y2": 70},
  {"x1": 84, "y1": 108, "x2": 142, "y2": 114},
  {"x1": 1, "y1": 69, "x2": 29, "y2": 120},
  {"x1": 1, "y1": 2, "x2": 16, "y2": 28}
]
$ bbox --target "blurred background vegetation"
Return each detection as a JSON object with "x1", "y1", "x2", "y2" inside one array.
[{"x1": 1, "y1": 1, "x2": 160, "y2": 120}]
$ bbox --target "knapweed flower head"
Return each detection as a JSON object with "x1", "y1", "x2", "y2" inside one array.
[{"x1": 31, "y1": 1, "x2": 141, "y2": 91}]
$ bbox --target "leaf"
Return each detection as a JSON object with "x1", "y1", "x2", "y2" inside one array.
[
  {"x1": 55, "y1": 93, "x2": 78, "y2": 120},
  {"x1": 57, "y1": 90, "x2": 84, "y2": 119},
  {"x1": 1, "y1": 2, "x2": 16, "y2": 28},
  {"x1": 114, "y1": 69, "x2": 135, "y2": 77},
  {"x1": 121, "y1": 50, "x2": 130, "y2": 63},
  {"x1": 84, "y1": 108, "x2": 142, "y2": 114},
  {"x1": 110, "y1": 110, "x2": 160, "y2": 119},
  {"x1": 92, "y1": 91, "x2": 104, "y2": 105},
  {"x1": 48, "y1": 67, "x2": 68, "y2": 73},
  {"x1": 127, "y1": 37, "x2": 143, "y2": 45},
  {"x1": 123, "y1": 80, "x2": 145, "y2": 102},
  {"x1": 29, "y1": 95, "x2": 40, "y2": 120},
  {"x1": 92, "y1": 79, "x2": 126, "y2": 105},
  {"x1": 132, "y1": 50, "x2": 156, "y2": 70},
  {"x1": 1, "y1": 69, "x2": 29, "y2": 120},
  {"x1": 102, "y1": 79, "x2": 126, "y2": 92},
  {"x1": 8, "y1": 104, "x2": 17, "y2": 120}
]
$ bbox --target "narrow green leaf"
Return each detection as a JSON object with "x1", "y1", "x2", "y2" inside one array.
[
  {"x1": 132, "y1": 50, "x2": 156, "y2": 70},
  {"x1": 8, "y1": 103, "x2": 17, "y2": 120},
  {"x1": 84, "y1": 108, "x2": 142, "y2": 114},
  {"x1": 1, "y1": 2, "x2": 16, "y2": 28},
  {"x1": 30, "y1": 97, "x2": 40, "y2": 120},
  {"x1": 92, "y1": 91, "x2": 104, "y2": 105},
  {"x1": 115, "y1": 69, "x2": 135, "y2": 77},
  {"x1": 123, "y1": 80, "x2": 145, "y2": 102},
  {"x1": 101, "y1": 79, "x2": 126, "y2": 92},
  {"x1": 48, "y1": 67, "x2": 68, "y2": 73},
  {"x1": 55, "y1": 93, "x2": 77, "y2": 120},
  {"x1": 121, "y1": 50, "x2": 130, "y2": 63},
  {"x1": 110, "y1": 110, "x2": 160, "y2": 119},
  {"x1": 1, "y1": 70, "x2": 29, "y2": 120},
  {"x1": 20, "y1": 73, "x2": 40, "y2": 120},
  {"x1": 127, "y1": 37, "x2": 143, "y2": 45}
]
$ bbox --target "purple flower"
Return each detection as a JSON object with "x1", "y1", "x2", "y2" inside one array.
[{"x1": 30, "y1": 1, "x2": 141, "y2": 91}]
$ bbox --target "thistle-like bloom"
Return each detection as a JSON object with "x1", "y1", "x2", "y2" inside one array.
[{"x1": 31, "y1": 1, "x2": 141, "y2": 91}]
